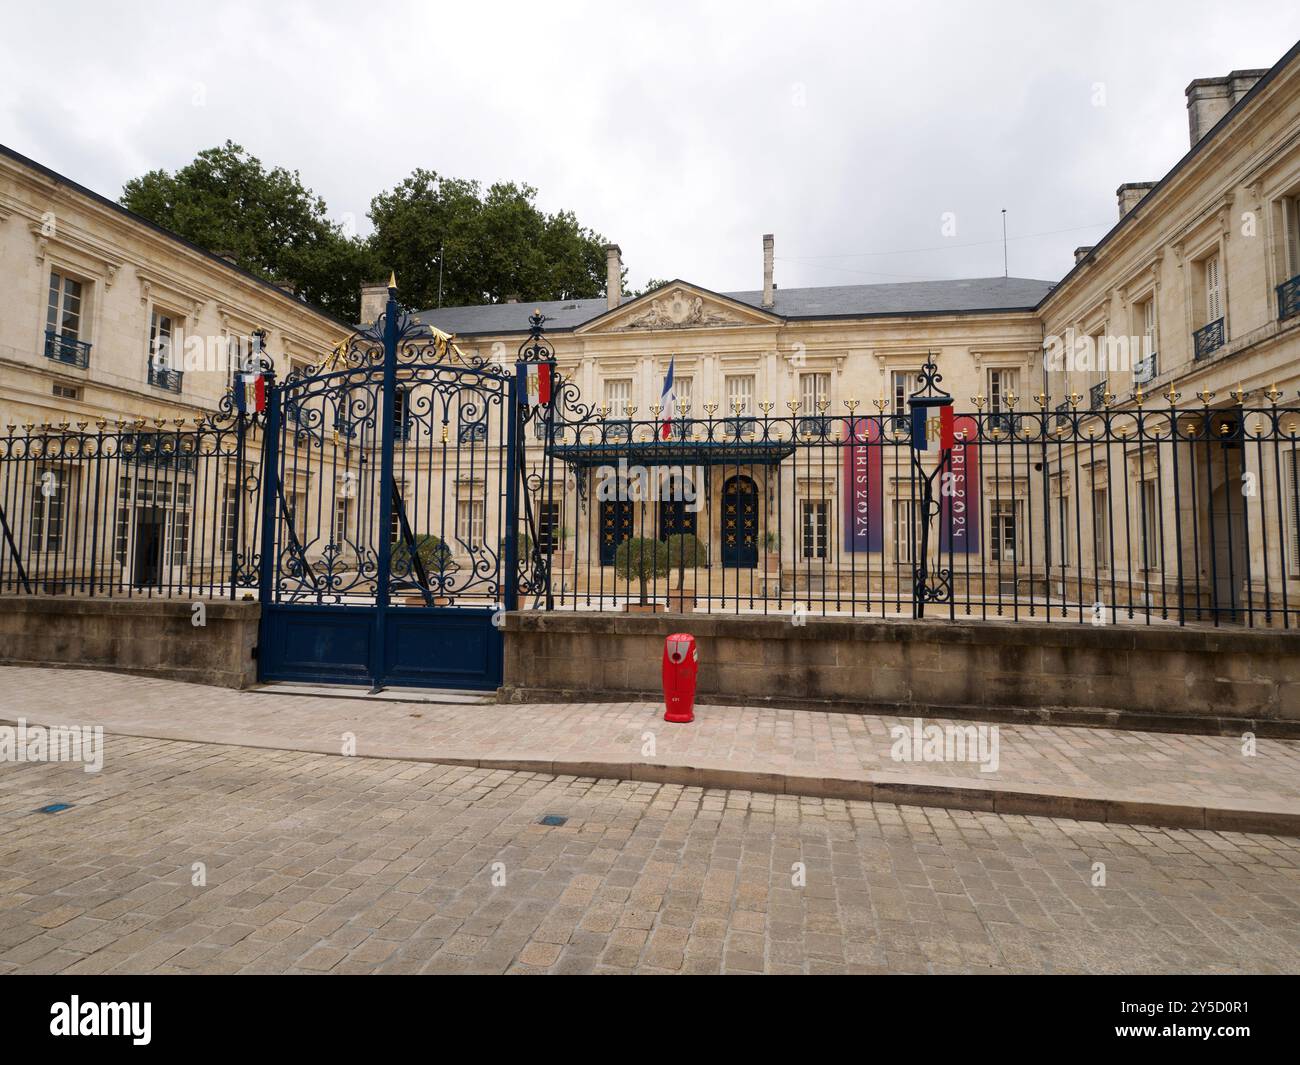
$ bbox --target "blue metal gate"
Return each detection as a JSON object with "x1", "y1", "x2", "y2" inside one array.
[{"x1": 255, "y1": 280, "x2": 524, "y2": 691}]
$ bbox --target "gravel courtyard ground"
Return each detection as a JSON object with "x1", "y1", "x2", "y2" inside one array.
[{"x1": 2, "y1": 733, "x2": 1298, "y2": 974}]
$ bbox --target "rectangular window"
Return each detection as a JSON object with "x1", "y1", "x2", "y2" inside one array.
[
  {"x1": 46, "y1": 271, "x2": 84, "y2": 341},
  {"x1": 1093, "y1": 488, "x2": 1110, "y2": 568},
  {"x1": 1140, "y1": 480, "x2": 1160, "y2": 570},
  {"x1": 1286, "y1": 194, "x2": 1300, "y2": 278},
  {"x1": 334, "y1": 497, "x2": 350, "y2": 546},
  {"x1": 220, "y1": 483, "x2": 239, "y2": 554},
  {"x1": 149, "y1": 309, "x2": 175, "y2": 368},
  {"x1": 29, "y1": 469, "x2": 70, "y2": 553},
  {"x1": 725, "y1": 374, "x2": 754, "y2": 414},
  {"x1": 457, "y1": 499, "x2": 485, "y2": 549},
  {"x1": 987, "y1": 369, "x2": 1019, "y2": 413},
  {"x1": 990, "y1": 500, "x2": 1021, "y2": 563},
  {"x1": 1205, "y1": 253, "x2": 1222, "y2": 323},
  {"x1": 891, "y1": 370, "x2": 919, "y2": 418},
  {"x1": 393, "y1": 387, "x2": 409, "y2": 441},
  {"x1": 800, "y1": 500, "x2": 828, "y2": 559},
  {"x1": 1286, "y1": 450, "x2": 1300, "y2": 577},
  {"x1": 603, "y1": 377, "x2": 632, "y2": 415},
  {"x1": 51, "y1": 383, "x2": 80, "y2": 400},
  {"x1": 674, "y1": 376, "x2": 692, "y2": 413},
  {"x1": 893, "y1": 498, "x2": 919, "y2": 564},
  {"x1": 799, "y1": 372, "x2": 829, "y2": 416},
  {"x1": 1054, "y1": 493, "x2": 1070, "y2": 566}
]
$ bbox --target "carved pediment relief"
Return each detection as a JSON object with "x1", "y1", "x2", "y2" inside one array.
[{"x1": 583, "y1": 283, "x2": 774, "y2": 333}]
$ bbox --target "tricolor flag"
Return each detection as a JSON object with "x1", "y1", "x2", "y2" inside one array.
[
  {"x1": 910, "y1": 403, "x2": 954, "y2": 453},
  {"x1": 659, "y1": 356, "x2": 676, "y2": 440},
  {"x1": 524, "y1": 361, "x2": 553, "y2": 406},
  {"x1": 235, "y1": 372, "x2": 266, "y2": 415}
]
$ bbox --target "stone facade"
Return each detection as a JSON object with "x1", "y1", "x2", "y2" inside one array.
[{"x1": 0, "y1": 145, "x2": 349, "y2": 430}]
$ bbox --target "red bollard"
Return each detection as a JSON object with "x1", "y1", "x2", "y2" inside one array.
[{"x1": 662, "y1": 633, "x2": 698, "y2": 723}]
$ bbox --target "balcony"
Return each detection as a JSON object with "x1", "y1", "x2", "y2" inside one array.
[
  {"x1": 1193, "y1": 317, "x2": 1225, "y2": 360},
  {"x1": 1279, "y1": 274, "x2": 1300, "y2": 321},
  {"x1": 1133, "y1": 351, "x2": 1158, "y2": 385},
  {"x1": 147, "y1": 362, "x2": 183, "y2": 393},
  {"x1": 1089, "y1": 380, "x2": 1108, "y2": 408},
  {"x1": 44, "y1": 330, "x2": 91, "y2": 368},
  {"x1": 1054, "y1": 400, "x2": 1071, "y2": 429}
]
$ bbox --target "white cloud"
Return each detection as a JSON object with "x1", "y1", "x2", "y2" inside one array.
[{"x1": 2, "y1": 0, "x2": 1296, "y2": 296}]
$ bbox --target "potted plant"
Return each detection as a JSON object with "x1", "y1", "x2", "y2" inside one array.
[
  {"x1": 665, "y1": 533, "x2": 706, "y2": 613},
  {"x1": 614, "y1": 536, "x2": 669, "y2": 612},
  {"x1": 392, "y1": 534, "x2": 455, "y2": 606}
]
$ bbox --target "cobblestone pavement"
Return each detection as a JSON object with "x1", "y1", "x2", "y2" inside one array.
[
  {"x1": 3, "y1": 667, "x2": 1299, "y2": 820},
  {"x1": 1, "y1": 735, "x2": 1298, "y2": 974}
]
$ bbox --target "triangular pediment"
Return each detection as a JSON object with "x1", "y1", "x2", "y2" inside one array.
[{"x1": 576, "y1": 280, "x2": 780, "y2": 334}]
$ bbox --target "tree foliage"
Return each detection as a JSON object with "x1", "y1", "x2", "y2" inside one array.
[
  {"x1": 121, "y1": 141, "x2": 375, "y2": 321},
  {"x1": 121, "y1": 145, "x2": 616, "y2": 322},
  {"x1": 614, "y1": 537, "x2": 669, "y2": 604}
]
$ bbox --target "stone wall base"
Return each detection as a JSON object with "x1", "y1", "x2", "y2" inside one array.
[
  {"x1": 502, "y1": 612, "x2": 1300, "y2": 738},
  {"x1": 0, "y1": 596, "x2": 260, "y2": 689}
]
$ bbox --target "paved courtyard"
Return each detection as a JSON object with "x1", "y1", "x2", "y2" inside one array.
[
  {"x1": 3, "y1": 666, "x2": 1299, "y2": 834},
  {"x1": 2, "y1": 733, "x2": 1299, "y2": 974}
]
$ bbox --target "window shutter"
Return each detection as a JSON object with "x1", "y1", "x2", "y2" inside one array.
[{"x1": 1206, "y1": 255, "x2": 1221, "y2": 322}]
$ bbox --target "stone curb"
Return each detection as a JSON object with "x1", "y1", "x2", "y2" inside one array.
[
  {"x1": 8, "y1": 717, "x2": 1296, "y2": 839},
  {"x1": 498, "y1": 685, "x2": 1300, "y2": 740}
]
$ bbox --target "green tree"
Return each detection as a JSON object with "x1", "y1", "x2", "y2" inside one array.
[
  {"x1": 367, "y1": 169, "x2": 611, "y2": 310},
  {"x1": 121, "y1": 141, "x2": 374, "y2": 320},
  {"x1": 665, "y1": 533, "x2": 706, "y2": 592},
  {"x1": 614, "y1": 537, "x2": 669, "y2": 606}
]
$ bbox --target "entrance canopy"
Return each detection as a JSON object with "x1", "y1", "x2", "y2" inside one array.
[{"x1": 547, "y1": 439, "x2": 796, "y2": 468}]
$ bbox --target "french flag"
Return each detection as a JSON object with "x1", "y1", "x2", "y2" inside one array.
[
  {"x1": 236, "y1": 372, "x2": 266, "y2": 415},
  {"x1": 524, "y1": 361, "x2": 553, "y2": 406},
  {"x1": 659, "y1": 356, "x2": 676, "y2": 440},
  {"x1": 911, "y1": 403, "x2": 954, "y2": 453}
]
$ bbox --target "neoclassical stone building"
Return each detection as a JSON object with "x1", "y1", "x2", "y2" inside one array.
[
  {"x1": 1, "y1": 38, "x2": 1298, "y2": 616},
  {"x1": 0, "y1": 144, "x2": 350, "y2": 430}
]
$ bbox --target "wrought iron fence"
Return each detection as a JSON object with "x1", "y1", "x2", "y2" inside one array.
[
  {"x1": 517, "y1": 369, "x2": 1300, "y2": 628},
  {"x1": 7, "y1": 336, "x2": 1300, "y2": 632},
  {"x1": 0, "y1": 414, "x2": 264, "y2": 599}
]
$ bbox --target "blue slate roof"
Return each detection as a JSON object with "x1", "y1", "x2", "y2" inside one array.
[{"x1": 412, "y1": 275, "x2": 1055, "y2": 337}]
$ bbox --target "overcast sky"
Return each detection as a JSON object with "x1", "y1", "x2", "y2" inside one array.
[{"x1": 2, "y1": 1, "x2": 1298, "y2": 300}]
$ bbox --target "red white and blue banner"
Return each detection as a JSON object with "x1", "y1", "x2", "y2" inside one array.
[
  {"x1": 523, "y1": 361, "x2": 553, "y2": 406},
  {"x1": 940, "y1": 414, "x2": 980, "y2": 554},
  {"x1": 911, "y1": 404, "x2": 954, "y2": 452},
  {"x1": 843, "y1": 417, "x2": 883, "y2": 551},
  {"x1": 235, "y1": 372, "x2": 266, "y2": 415}
]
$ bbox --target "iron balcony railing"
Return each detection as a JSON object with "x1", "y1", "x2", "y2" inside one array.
[
  {"x1": 1194, "y1": 316, "x2": 1226, "y2": 359},
  {"x1": 147, "y1": 362, "x2": 184, "y2": 393},
  {"x1": 1133, "y1": 351, "x2": 1158, "y2": 384},
  {"x1": 44, "y1": 330, "x2": 91, "y2": 369},
  {"x1": 1089, "y1": 381, "x2": 1108, "y2": 408},
  {"x1": 1278, "y1": 274, "x2": 1300, "y2": 321}
]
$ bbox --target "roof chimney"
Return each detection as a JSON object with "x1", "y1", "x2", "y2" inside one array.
[
  {"x1": 604, "y1": 243, "x2": 622, "y2": 310},
  {"x1": 1074, "y1": 246, "x2": 1095, "y2": 265},
  {"x1": 762, "y1": 234, "x2": 775, "y2": 309},
  {"x1": 1116, "y1": 182, "x2": 1157, "y2": 220},
  {"x1": 359, "y1": 281, "x2": 389, "y2": 324},
  {"x1": 1186, "y1": 69, "x2": 1267, "y2": 146}
]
